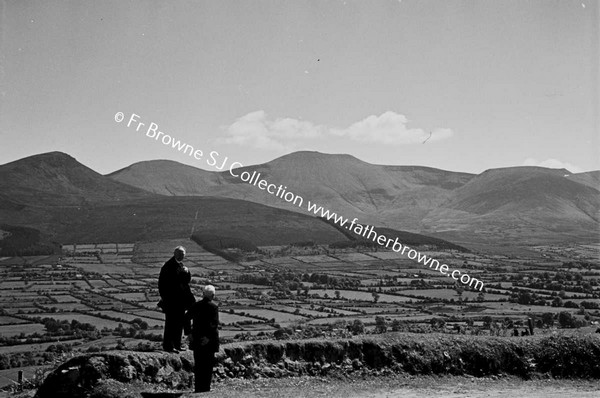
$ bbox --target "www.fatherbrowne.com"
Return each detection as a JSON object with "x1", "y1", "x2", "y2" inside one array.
[{"x1": 115, "y1": 111, "x2": 484, "y2": 291}]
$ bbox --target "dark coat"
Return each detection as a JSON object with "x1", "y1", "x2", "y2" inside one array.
[
  {"x1": 185, "y1": 298, "x2": 219, "y2": 353},
  {"x1": 158, "y1": 256, "x2": 195, "y2": 312}
]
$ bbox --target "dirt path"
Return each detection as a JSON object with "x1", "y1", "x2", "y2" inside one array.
[
  {"x1": 194, "y1": 375, "x2": 600, "y2": 398},
  {"x1": 3, "y1": 374, "x2": 599, "y2": 398}
]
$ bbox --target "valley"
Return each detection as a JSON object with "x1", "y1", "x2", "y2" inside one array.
[
  {"x1": 0, "y1": 238, "x2": 598, "y2": 389},
  {"x1": 0, "y1": 150, "x2": 598, "y2": 391}
]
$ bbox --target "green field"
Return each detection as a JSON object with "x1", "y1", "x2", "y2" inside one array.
[
  {"x1": 236, "y1": 309, "x2": 307, "y2": 323},
  {"x1": 400, "y1": 289, "x2": 506, "y2": 301},
  {"x1": 309, "y1": 289, "x2": 418, "y2": 303},
  {"x1": 0, "y1": 323, "x2": 46, "y2": 337},
  {"x1": 32, "y1": 313, "x2": 123, "y2": 329},
  {"x1": 0, "y1": 240, "x2": 598, "y2": 385}
]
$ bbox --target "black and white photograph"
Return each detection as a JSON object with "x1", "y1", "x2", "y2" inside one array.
[{"x1": 0, "y1": 1, "x2": 598, "y2": 397}]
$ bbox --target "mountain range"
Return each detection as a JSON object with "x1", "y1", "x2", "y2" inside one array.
[
  {"x1": 0, "y1": 152, "x2": 349, "y2": 247},
  {"x1": 109, "y1": 152, "x2": 475, "y2": 230},
  {"x1": 1, "y1": 151, "x2": 598, "y2": 250},
  {"x1": 109, "y1": 151, "x2": 599, "y2": 245}
]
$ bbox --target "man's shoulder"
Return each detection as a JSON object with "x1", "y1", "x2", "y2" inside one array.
[
  {"x1": 196, "y1": 299, "x2": 218, "y2": 309},
  {"x1": 162, "y1": 257, "x2": 177, "y2": 268}
]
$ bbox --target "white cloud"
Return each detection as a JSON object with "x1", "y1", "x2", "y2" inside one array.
[
  {"x1": 331, "y1": 111, "x2": 453, "y2": 144},
  {"x1": 218, "y1": 110, "x2": 323, "y2": 151},
  {"x1": 523, "y1": 158, "x2": 583, "y2": 173},
  {"x1": 220, "y1": 110, "x2": 454, "y2": 150}
]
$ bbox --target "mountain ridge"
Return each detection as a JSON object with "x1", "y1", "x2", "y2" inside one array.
[
  {"x1": 3, "y1": 151, "x2": 598, "y2": 245},
  {"x1": 106, "y1": 151, "x2": 599, "y2": 243},
  {"x1": 109, "y1": 150, "x2": 476, "y2": 231},
  {"x1": 0, "y1": 152, "x2": 466, "y2": 250},
  {"x1": 0, "y1": 151, "x2": 156, "y2": 206}
]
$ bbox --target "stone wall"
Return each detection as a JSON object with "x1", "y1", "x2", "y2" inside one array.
[{"x1": 35, "y1": 333, "x2": 600, "y2": 398}]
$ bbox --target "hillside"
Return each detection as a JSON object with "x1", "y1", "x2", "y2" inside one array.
[
  {"x1": 107, "y1": 151, "x2": 600, "y2": 244},
  {"x1": 0, "y1": 151, "x2": 469, "y2": 249},
  {"x1": 42, "y1": 196, "x2": 350, "y2": 245},
  {"x1": 107, "y1": 159, "x2": 224, "y2": 195},
  {"x1": 0, "y1": 152, "x2": 348, "y2": 245},
  {"x1": 0, "y1": 194, "x2": 351, "y2": 246},
  {"x1": 568, "y1": 170, "x2": 600, "y2": 190},
  {"x1": 3, "y1": 151, "x2": 597, "y2": 246},
  {"x1": 423, "y1": 167, "x2": 600, "y2": 244},
  {"x1": 0, "y1": 152, "x2": 156, "y2": 206},
  {"x1": 109, "y1": 151, "x2": 475, "y2": 231}
]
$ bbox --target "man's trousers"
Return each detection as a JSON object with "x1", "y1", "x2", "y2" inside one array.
[
  {"x1": 163, "y1": 309, "x2": 185, "y2": 351},
  {"x1": 193, "y1": 347, "x2": 215, "y2": 392}
]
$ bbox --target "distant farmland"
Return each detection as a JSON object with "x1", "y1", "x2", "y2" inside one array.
[{"x1": 0, "y1": 238, "x2": 597, "y2": 382}]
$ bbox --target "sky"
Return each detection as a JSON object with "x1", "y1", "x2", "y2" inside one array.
[{"x1": 1, "y1": 0, "x2": 598, "y2": 175}]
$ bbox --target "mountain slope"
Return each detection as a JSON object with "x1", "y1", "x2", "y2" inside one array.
[
  {"x1": 107, "y1": 152, "x2": 600, "y2": 243},
  {"x1": 0, "y1": 153, "x2": 350, "y2": 245},
  {"x1": 567, "y1": 170, "x2": 600, "y2": 190},
  {"x1": 0, "y1": 152, "x2": 156, "y2": 206},
  {"x1": 108, "y1": 151, "x2": 475, "y2": 231},
  {"x1": 39, "y1": 196, "x2": 351, "y2": 245},
  {"x1": 107, "y1": 159, "x2": 224, "y2": 196},
  {"x1": 423, "y1": 167, "x2": 600, "y2": 243},
  {"x1": 5, "y1": 151, "x2": 596, "y2": 246}
]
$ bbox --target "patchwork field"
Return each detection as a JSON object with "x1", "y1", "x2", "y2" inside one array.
[
  {"x1": 0, "y1": 239, "x2": 598, "y2": 388},
  {"x1": 0, "y1": 323, "x2": 46, "y2": 337}
]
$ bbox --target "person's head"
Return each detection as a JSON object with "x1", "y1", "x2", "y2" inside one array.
[
  {"x1": 203, "y1": 285, "x2": 216, "y2": 300},
  {"x1": 174, "y1": 246, "x2": 186, "y2": 261}
]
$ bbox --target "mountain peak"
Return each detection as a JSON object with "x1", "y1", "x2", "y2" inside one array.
[
  {"x1": 268, "y1": 150, "x2": 366, "y2": 166},
  {"x1": 0, "y1": 151, "x2": 154, "y2": 206},
  {"x1": 106, "y1": 159, "x2": 206, "y2": 177},
  {"x1": 2, "y1": 151, "x2": 77, "y2": 168},
  {"x1": 480, "y1": 165, "x2": 572, "y2": 176}
]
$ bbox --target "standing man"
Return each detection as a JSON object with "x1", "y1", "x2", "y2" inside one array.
[
  {"x1": 185, "y1": 285, "x2": 219, "y2": 393},
  {"x1": 158, "y1": 245, "x2": 195, "y2": 352}
]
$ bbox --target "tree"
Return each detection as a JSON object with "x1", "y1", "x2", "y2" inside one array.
[
  {"x1": 349, "y1": 319, "x2": 365, "y2": 335},
  {"x1": 273, "y1": 328, "x2": 292, "y2": 340},
  {"x1": 390, "y1": 319, "x2": 402, "y2": 331},
  {"x1": 563, "y1": 301, "x2": 579, "y2": 309},
  {"x1": 334, "y1": 290, "x2": 341, "y2": 300},
  {"x1": 541, "y1": 312, "x2": 554, "y2": 327},
  {"x1": 482, "y1": 316, "x2": 493, "y2": 329},
  {"x1": 431, "y1": 318, "x2": 446, "y2": 330},
  {"x1": 372, "y1": 292, "x2": 380, "y2": 303},
  {"x1": 375, "y1": 316, "x2": 387, "y2": 333},
  {"x1": 455, "y1": 285, "x2": 464, "y2": 306},
  {"x1": 0, "y1": 354, "x2": 9, "y2": 370},
  {"x1": 558, "y1": 311, "x2": 574, "y2": 328},
  {"x1": 131, "y1": 318, "x2": 148, "y2": 330},
  {"x1": 581, "y1": 301, "x2": 599, "y2": 310},
  {"x1": 551, "y1": 297, "x2": 563, "y2": 307},
  {"x1": 516, "y1": 291, "x2": 533, "y2": 305}
]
